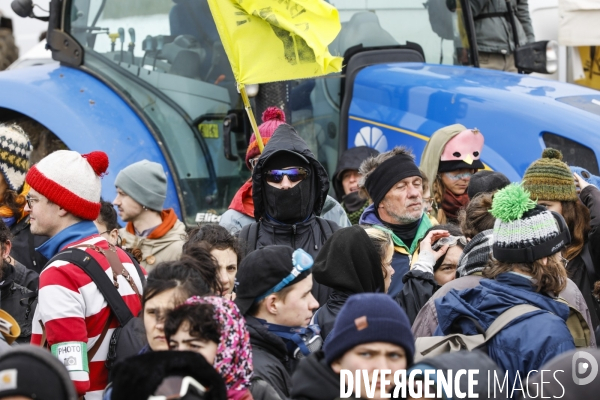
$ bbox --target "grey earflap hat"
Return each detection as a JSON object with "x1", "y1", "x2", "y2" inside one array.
[{"x1": 115, "y1": 160, "x2": 167, "y2": 211}]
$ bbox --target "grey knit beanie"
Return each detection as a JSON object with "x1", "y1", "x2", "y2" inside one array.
[{"x1": 115, "y1": 160, "x2": 167, "y2": 211}]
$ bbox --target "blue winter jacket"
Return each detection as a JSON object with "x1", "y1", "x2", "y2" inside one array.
[
  {"x1": 359, "y1": 204, "x2": 431, "y2": 297},
  {"x1": 434, "y1": 273, "x2": 575, "y2": 392}
]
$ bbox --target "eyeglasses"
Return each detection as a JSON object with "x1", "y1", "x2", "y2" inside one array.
[
  {"x1": 423, "y1": 197, "x2": 435, "y2": 206},
  {"x1": 443, "y1": 171, "x2": 474, "y2": 181},
  {"x1": 431, "y1": 235, "x2": 468, "y2": 251},
  {"x1": 25, "y1": 194, "x2": 41, "y2": 209},
  {"x1": 255, "y1": 248, "x2": 314, "y2": 303},
  {"x1": 265, "y1": 167, "x2": 310, "y2": 184},
  {"x1": 559, "y1": 254, "x2": 569, "y2": 268}
]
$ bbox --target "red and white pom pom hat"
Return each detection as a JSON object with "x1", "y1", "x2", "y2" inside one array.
[{"x1": 25, "y1": 150, "x2": 109, "y2": 220}]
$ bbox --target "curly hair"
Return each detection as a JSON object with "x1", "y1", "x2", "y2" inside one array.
[
  {"x1": 358, "y1": 146, "x2": 416, "y2": 200},
  {"x1": 164, "y1": 303, "x2": 221, "y2": 345},
  {"x1": 184, "y1": 224, "x2": 243, "y2": 265}
]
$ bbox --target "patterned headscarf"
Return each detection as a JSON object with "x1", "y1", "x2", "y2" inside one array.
[{"x1": 184, "y1": 296, "x2": 253, "y2": 397}]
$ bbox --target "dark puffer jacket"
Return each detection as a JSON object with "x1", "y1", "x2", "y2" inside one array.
[
  {"x1": 568, "y1": 185, "x2": 600, "y2": 332},
  {"x1": 0, "y1": 261, "x2": 39, "y2": 343},
  {"x1": 242, "y1": 124, "x2": 340, "y2": 306},
  {"x1": 10, "y1": 215, "x2": 48, "y2": 274},
  {"x1": 290, "y1": 351, "x2": 339, "y2": 400},
  {"x1": 246, "y1": 316, "x2": 297, "y2": 400}
]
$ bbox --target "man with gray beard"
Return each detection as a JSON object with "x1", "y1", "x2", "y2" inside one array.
[{"x1": 358, "y1": 147, "x2": 434, "y2": 297}]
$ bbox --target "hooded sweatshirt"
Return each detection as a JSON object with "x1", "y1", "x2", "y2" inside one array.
[
  {"x1": 333, "y1": 147, "x2": 379, "y2": 225},
  {"x1": 119, "y1": 208, "x2": 186, "y2": 271},
  {"x1": 244, "y1": 124, "x2": 340, "y2": 306},
  {"x1": 434, "y1": 273, "x2": 575, "y2": 387},
  {"x1": 312, "y1": 226, "x2": 385, "y2": 340}
]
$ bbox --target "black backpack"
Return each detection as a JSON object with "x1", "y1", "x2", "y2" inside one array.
[{"x1": 46, "y1": 245, "x2": 147, "y2": 371}]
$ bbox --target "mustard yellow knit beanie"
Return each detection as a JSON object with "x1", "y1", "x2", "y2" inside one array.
[{"x1": 522, "y1": 148, "x2": 578, "y2": 202}]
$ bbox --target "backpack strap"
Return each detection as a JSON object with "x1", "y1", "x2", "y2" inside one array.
[
  {"x1": 484, "y1": 304, "x2": 541, "y2": 341},
  {"x1": 239, "y1": 222, "x2": 259, "y2": 252},
  {"x1": 46, "y1": 248, "x2": 135, "y2": 327},
  {"x1": 316, "y1": 217, "x2": 335, "y2": 240},
  {"x1": 555, "y1": 297, "x2": 592, "y2": 347},
  {"x1": 580, "y1": 243, "x2": 597, "y2": 286}
]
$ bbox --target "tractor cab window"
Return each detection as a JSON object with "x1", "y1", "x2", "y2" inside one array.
[{"x1": 65, "y1": 0, "x2": 472, "y2": 225}]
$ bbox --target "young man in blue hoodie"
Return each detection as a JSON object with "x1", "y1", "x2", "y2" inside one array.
[
  {"x1": 434, "y1": 184, "x2": 576, "y2": 392},
  {"x1": 358, "y1": 147, "x2": 433, "y2": 297}
]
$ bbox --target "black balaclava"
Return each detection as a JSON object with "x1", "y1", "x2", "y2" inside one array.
[{"x1": 263, "y1": 151, "x2": 314, "y2": 224}]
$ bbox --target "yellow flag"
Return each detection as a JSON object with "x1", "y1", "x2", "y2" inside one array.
[{"x1": 207, "y1": 0, "x2": 343, "y2": 84}]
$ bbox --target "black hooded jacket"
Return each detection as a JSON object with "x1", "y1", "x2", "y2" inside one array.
[
  {"x1": 246, "y1": 315, "x2": 297, "y2": 400},
  {"x1": 312, "y1": 226, "x2": 386, "y2": 340},
  {"x1": 332, "y1": 146, "x2": 379, "y2": 201},
  {"x1": 242, "y1": 124, "x2": 340, "y2": 306},
  {"x1": 290, "y1": 351, "x2": 339, "y2": 400}
]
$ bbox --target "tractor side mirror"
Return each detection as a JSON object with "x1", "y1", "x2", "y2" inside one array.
[{"x1": 11, "y1": 0, "x2": 34, "y2": 18}]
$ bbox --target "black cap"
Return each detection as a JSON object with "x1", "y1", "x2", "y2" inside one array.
[
  {"x1": 0, "y1": 345, "x2": 78, "y2": 400},
  {"x1": 468, "y1": 170, "x2": 511, "y2": 199},
  {"x1": 235, "y1": 245, "x2": 312, "y2": 315},
  {"x1": 262, "y1": 150, "x2": 310, "y2": 170}
]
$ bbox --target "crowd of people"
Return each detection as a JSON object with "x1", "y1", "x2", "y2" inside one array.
[{"x1": 0, "y1": 107, "x2": 598, "y2": 400}]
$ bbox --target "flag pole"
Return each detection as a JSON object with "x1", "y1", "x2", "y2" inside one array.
[{"x1": 238, "y1": 83, "x2": 264, "y2": 153}]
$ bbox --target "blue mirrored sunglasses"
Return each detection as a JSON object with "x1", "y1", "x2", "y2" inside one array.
[{"x1": 265, "y1": 167, "x2": 309, "y2": 183}]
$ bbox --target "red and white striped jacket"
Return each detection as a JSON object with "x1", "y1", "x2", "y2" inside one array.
[{"x1": 31, "y1": 235, "x2": 144, "y2": 400}]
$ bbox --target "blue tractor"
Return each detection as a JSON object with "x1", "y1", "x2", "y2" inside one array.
[{"x1": 3, "y1": 0, "x2": 600, "y2": 226}]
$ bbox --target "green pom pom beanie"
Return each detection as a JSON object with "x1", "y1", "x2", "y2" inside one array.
[
  {"x1": 491, "y1": 184, "x2": 571, "y2": 263},
  {"x1": 522, "y1": 148, "x2": 578, "y2": 202}
]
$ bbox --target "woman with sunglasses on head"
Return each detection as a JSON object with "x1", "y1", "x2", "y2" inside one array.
[
  {"x1": 420, "y1": 125, "x2": 485, "y2": 224},
  {"x1": 523, "y1": 148, "x2": 600, "y2": 337},
  {"x1": 395, "y1": 224, "x2": 466, "y2": 324},
  {"x1": 0, "y1": 124, "x2": 48, "y2": 273}
]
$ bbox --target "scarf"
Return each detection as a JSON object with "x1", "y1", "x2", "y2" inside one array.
[
  {"x1": 125, "y1": 208, "x2": 177, "y2": 239},
  {"x1": 441, "y1": 189, "x2": 470, "y2": 221},
  {"x1": 228, "y1": 179, "x2": 254, "y2": 218},
  {"x1": 379, "y1": 215, "x2": 421, "y2": 249},
  {"x1": 0, "y1": 184, "x2": 30, "y2": 228},
  {"x1": 185, "y1": 296, "x2": 253, "y2": 399},
  {"x1": 456, "y1": 229, "x2": 494, "y2": 277}
]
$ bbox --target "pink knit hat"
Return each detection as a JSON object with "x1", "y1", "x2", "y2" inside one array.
[
  {"x1": 25, "y1": 150, "x2": 109, "y2": 220},
  {"x1": 245, "y1": 107, "x2": 286, "y2": 169}
]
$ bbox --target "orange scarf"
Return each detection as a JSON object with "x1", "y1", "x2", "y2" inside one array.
[{"x1": 125, "y1": 208, "x2": 178, "y2": 239}]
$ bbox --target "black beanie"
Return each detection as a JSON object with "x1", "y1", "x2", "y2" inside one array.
[
  {"x1": 365, "y1": 153, "x2": 421, "y2": 207},
  {"x1": 467, "y1": 170, "x2": 510, "y2": 199},
  {"x1": 0, "y1": 345, "x2": 78, "y2": 400},
  {"x1": 235, "y1": 246, "x2": 312, "y2": 315}
]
